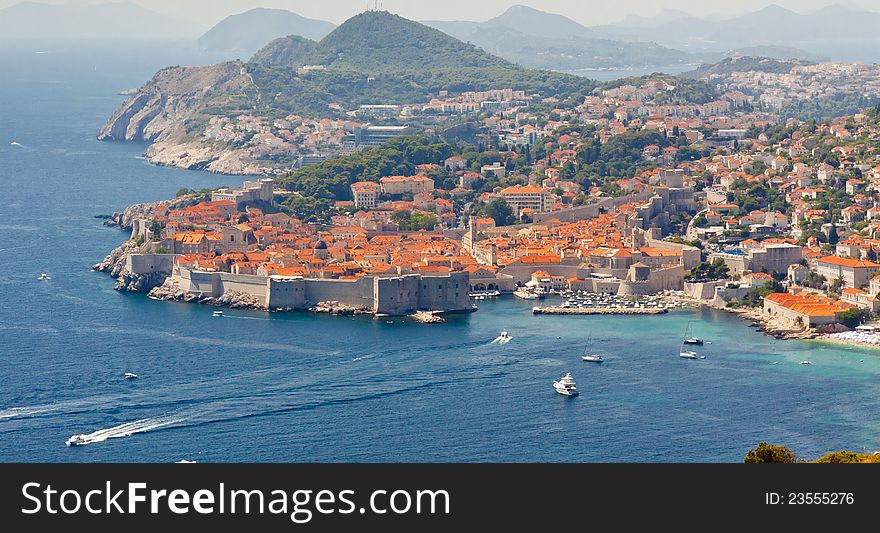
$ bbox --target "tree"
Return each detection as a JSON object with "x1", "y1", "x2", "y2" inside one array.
[
  {"x1": 687, "y1": 258, "x2": 730, "y2": 281},
  {"x1": 482, "y1": 198, "x2": 516, "y2": 226},
  {"x1": 744, "y1": 442, "x2": 797, "y2": 463},
  {"x1": 838, "y1": 308, "x2": 866, "y2": 329},
  {"x1": 391, "y1": 210, "x2": 437, "y2": 231}
]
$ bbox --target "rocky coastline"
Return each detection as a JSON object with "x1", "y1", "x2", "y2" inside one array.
[{"x1": 148, "y1": 277, "x2": 268, "y2": 310}]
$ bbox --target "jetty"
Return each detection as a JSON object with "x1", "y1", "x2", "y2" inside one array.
[
  {"x1": 410, "y1": 310, "x2": 445, "y2": 323},
  {"x1": 533, "y1": 306, "x2": 668, "y2": 316}
]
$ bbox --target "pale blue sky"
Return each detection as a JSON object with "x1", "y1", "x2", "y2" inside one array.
[{"x1": 1, "y1": 0, "x2": 877, "y2": 28}]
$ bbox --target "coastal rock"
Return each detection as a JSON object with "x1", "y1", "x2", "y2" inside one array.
[
  {"x1": 309, "y1": 301, "x2": 370, "y2": 315},
  {"x1": 216, "y1": 290, "x2": 267, "y2": 310},
  {"x1": 92, "y1": 239, "x2": 140, "y2": 276},
  {"x1": 147, "y1": 278, "x2": 188, "y2": 301},
  {"x1": 145, "y1": 140, "x2": 268, "y2": 175},
  {"x1": 96, "y1": 61, "x2": 265, "y2": 175},
  {"x1": 115, "y1": 271, "x2": 167, "y2": 293},
  {"x1": 97, "y1": 62, "x2": 252, "y2": 143}
]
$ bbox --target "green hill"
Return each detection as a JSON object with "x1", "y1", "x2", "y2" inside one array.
[
  {"x1": 268, "y1": 10, "x2": 516, "y2": 71},
  {"x1": 246, "y1": 11, "x2": 594, "y2": 117},
  {"x1": 250, "y1": 35, "x2": 318, "y2": 67}
]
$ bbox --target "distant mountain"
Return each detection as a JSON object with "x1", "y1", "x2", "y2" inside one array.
[
  {"x1": 198, "y1": 8, "x2": 335, "y2": 57},
  {"x1": 425, "y1": 6, "x2": 694, "y2": 70},
  {"x1": 481, "y1": 5, "x2": 594, "y2": 38},
  {"x1": 614, "y1": 8, "x2": 690, "y2": 28},
  {"x1": 590, "y1": 4, "x2": 880, "y2": 62},
  {"x1": 0, "y1": 1, "x2": 192, "y2": 41}
]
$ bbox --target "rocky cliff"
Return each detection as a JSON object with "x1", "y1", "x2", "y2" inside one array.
[{"x1": 97, "y1": 61, "x2": 265, "y2": 175}]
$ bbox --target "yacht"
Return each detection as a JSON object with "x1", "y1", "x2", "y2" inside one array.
[
  {"x1": 553, "y1": 372, "x2": 579, "y2": 396},
  {"x1": 800, "y1": 360, "x2": 812, "y2": 365},
  {"x1": 37, "y1": 273, "x2": 51, "y2": 281},
  {"x1": 212, "y1": 310, "x2": 224, "y2": 317},
  {"x1": 65, "y1": 434, "x2": 88, "y2": 447},
  {"x1": 124, "y1": 372, "x2": 138, "y2": 379}
]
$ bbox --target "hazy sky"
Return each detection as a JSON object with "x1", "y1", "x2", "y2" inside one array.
[{"x1": 2, "y1": 0, "x2": 878, "y2": 27}]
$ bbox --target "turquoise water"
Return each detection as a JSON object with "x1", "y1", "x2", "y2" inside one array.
[{"x1": 1, "y1": 42, "x2": 880, "y2": 463}]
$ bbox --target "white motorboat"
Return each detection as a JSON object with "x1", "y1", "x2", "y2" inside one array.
[
  {"x1": 800, "y1": 360, "x2": 812, "y2": 365},
  {"x1": 124, "y1": 372, "x2": 138, "y2": 379},
  {"x1": 212, "y1": 310, "x2": 224, "y2": 317},
  {"x1": 175, "y1": 460, "x2": 197, "y2": 464},
  {"x1": 553, "y1": 372, "x2": 579, "y2": 396},
  {"x1": 491, "y1": 331, "x2": 512, "y2": 344},
  {"x1": 65, "y1": 434, "x2": 88, "y2": 447},
  {"x1": 37, "y1": 273, "x2": 51, "y2": 281},
  {"x1": 679, "y1": 350, "x2": 701, "y2": 359}
]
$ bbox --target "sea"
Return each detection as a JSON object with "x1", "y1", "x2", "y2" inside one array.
[{"x1": 1, "y1": 41, "x2": 880, "y2": 463}]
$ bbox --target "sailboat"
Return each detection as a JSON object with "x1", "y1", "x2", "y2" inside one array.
[
  {"x1": 682, "y1": 320, "x2": 704, "y2": 345},
  {"x1": 581, "y1": 334, "x2": 603, "y2": 362}
]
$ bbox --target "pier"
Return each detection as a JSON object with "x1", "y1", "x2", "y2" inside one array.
[{"x1": 533, "y1": 306, "x2": 669, "y2": 316}]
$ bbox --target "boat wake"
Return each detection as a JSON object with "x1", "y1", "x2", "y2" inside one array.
[
  {"x1": 10, "y1": 141, "x2": 23, "y2": 147},
  {"x1": 67, "y1": 413, "x2": 187, "y2": 446},
  {"x1": 0, "y1": 405, "x2": 57, "y2": 420}
]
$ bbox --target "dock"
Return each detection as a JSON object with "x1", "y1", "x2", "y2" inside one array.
[{"x1": 533, "y1": 306, "x2": 668, "y2": 316}]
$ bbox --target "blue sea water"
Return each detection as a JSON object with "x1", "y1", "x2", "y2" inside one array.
[{"x1": 1, "y1": 42, "x2": 880, "y2": 463}]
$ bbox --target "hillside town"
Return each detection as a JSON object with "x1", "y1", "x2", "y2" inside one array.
[{"x1": 94, "y1": 65, "x2": 880, "y2": 346}]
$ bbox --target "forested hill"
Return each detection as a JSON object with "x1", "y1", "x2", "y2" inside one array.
[
  {"x1": 296, "y1": 11, "x2": 517, "y2": 71},
  {"x1": 244, "y1": 11, "x2": 595, "y2": 117}
]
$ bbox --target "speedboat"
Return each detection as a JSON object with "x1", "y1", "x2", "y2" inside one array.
[
  {"x1": 683, "y1": 337, "x2": 704, "y2": 345},
  {"x1": 800, "y1": 360, "x2": 812, "y2": 365},
  {"x1": 491, "y1": 331, "x2": 512, "y2": 344},
  {"x1": 553, "y1": 372, "x2": 579, "y2": 396},
  {"x1": 212, "y1": 310, "x2": 224, "y2": 317},
  {"x1": 124, "y1": 372, "x2": 138, "y2": 379},
  {"x1": 679, "y1": 350, "x2": 702, "y2": 360},
  {"x1": 175, "y1": 460, "x2": 197, "y2": 464},
  {"x1": 65, "y1": 434, "x2": 88, "y2": 447},
  {"x1": 38, "y1": 273, "x2": 51, "y2": 281}
]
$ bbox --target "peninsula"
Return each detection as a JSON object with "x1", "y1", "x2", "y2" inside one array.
[{"x1": 95, "y1": 11, "x2": 880, "y2": 339}]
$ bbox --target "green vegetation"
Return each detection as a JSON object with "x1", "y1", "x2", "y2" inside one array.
[
  {"x1": 481, "y1": 198, "x2": 516, "y2": 226},
  {"x1": 687, "y1": 258, "x2": 730, "y2": 281},
  {"x1": 744, "y1": 442, "x2": 797, "y2": 463},
  {"x1": 278, "y1": 136, "x2": 455, "y2": 201},
  {"x1": 573, "y1": 129, "x2": 669, "y2": 184},
  {"x1": 245, "y1": 11, "x2": 595, "y2": 118},
  {"x1": 838, "y1": 308, "x2": 866, "y2": 329},
  {"x1": 745, "y1": 443, "x2": 880, "y2": 463},
  {"x1": 391, "y1": 210, "x2": 438, "y2": 231}
]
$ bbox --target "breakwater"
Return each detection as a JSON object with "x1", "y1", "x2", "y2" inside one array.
[{"x1": 533, "y1": 306, "x2": 669, "y2": 316}]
